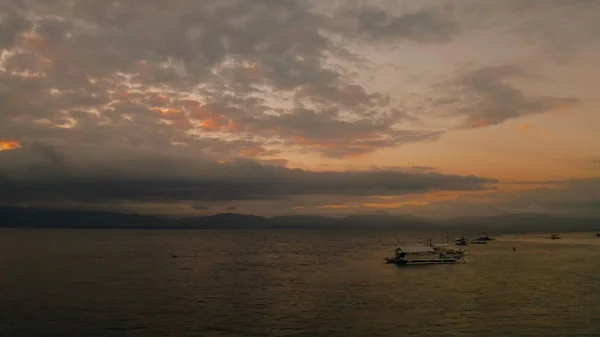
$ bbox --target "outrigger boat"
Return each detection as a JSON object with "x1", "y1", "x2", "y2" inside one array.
[
  {"x1": 383, "y1": 244, "x2": 466, "y2": 265},
  {"x1": 428, "y1": 241, "x2": 468, "y2": 257}
]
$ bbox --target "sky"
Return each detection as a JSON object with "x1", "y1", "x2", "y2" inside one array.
[{"x1": 1, "y1": 0, "x2": 599, "y2": 218}]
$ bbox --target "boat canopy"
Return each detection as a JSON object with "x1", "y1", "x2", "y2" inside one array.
[{"x1": 399, "y1": 245, "x2": 435, "y2": 253}]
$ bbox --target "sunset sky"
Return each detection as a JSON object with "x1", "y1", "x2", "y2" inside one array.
[{"x1": 1, "y1": 0, "x2": 599, "y2": 218}]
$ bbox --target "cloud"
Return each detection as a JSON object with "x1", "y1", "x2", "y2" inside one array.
[
  {"x1": 432, "y1": 65, "x2": 580, "y2": 128},
  {"x1": 492, "y1": 178, "x2": 600, "y2": 217},
  {"x1": 494, "y1": 0, "x2": 600, "y2": 63},
  {"x1": 0, "y1": 0, "x2": 596, "y2": 219},
  {"x1": 0, "y1": 142, "x2": 496, "y2": 205},
  {"x1": 517, "y1": 124, "x2": 534, "y2": 132},
  {"x1": 3, "y1": 0, "x2": 590, "y2": 163},
  {"x1": 0, "y1": 0, "x2": 460, "y2": 161},
  {"x1": 0, "y1": 140, "x2": 21, "y2": 151},
  {"x1": 399, "y1": 177, "x2": 600, "y2": 218},
  {"x1": 191, "y1": 204, "x2": 210, "y2": 210},
  {"x1": 329, "y1": 3, "x2": 460, "y2": 44}
]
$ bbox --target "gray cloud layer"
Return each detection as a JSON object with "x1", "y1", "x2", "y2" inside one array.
[
  {"x1": 1, "y1": 0, "x2": 592, "y2": 162},
  {"x1": 0, "y1": 0, "x2": 460, "y2": 161},
  {"x1": 0, "y1": 142, "x2": 495, "y2": 204}
]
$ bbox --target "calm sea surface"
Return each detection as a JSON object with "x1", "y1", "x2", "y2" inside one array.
[{"x1": 1, "y1": 229, "x2": 600, "y2": 336}]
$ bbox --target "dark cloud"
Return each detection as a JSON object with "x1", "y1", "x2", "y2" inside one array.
[
  {"x1": 253, "y1": 107, "x2": 442, "y2": 158},
  {"x1": 192, "y1": 204, "x2": 210, "y2": 210},
  {"x1": 0, "y1": 0, "x2": 459, "y2": 161},
  {"x1": 0, "y1": 143, "x2": 496, "y2": 205},
  {"x1": 431, "y1": 65, "x2": 580, "y2": 128},
  {"x1": 0, "y1": 10, "x2": 32, "y2": 48},
  {"x1": 330, "y1": 4, "x2": 459, "y2": 43},
  {"x1": 454, "y1": 0, "x2": 600, "y2": 63}
]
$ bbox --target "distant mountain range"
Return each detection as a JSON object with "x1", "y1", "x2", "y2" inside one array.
[{"x1": 0, "y1": 206, "x2": 599, "y2": 233}]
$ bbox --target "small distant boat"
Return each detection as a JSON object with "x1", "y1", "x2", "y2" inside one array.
[
  {"x1": 383, "y1": 244, "x2": 465, "y2": 266},
  {"x1": 455, "y1": 237, "x2": 468, "y2": 246},
  {"x1": 595, "y1": 233, "x2": 600, "y2": 238},
  {"x1": 474, "y1": 235, "x2": 494, "y2": 241},
  {"x1": 547, "y1": 233, "x2": 560, "y2": 240},
  {"x1": 469, "y1": 239, "x2": 487, "y2": 244}
]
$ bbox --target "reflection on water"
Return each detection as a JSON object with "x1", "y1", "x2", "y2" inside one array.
[{"x1": 1, "y1": 229, "x2": 599, "y2": 336}]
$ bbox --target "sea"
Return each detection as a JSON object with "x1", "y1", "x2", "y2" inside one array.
[{"x1": 1, "y1": 229, "x2": 600, "y2": 336}]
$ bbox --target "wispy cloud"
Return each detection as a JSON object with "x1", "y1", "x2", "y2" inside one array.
[{"x1": 432, "y1": 65, "x2": 580, "y2": 128}]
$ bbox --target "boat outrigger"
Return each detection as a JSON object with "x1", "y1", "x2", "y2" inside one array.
[
  {"x1": 383, "y1": 244, "x2": 466, "y2": 265},
  {"x1": 429, "y1": 241, "x2": 468, "y2": 257}
]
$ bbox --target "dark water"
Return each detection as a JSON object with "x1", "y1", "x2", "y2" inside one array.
[{"x1": 1, "y1": 229, "x2": 600, "y2": 336}]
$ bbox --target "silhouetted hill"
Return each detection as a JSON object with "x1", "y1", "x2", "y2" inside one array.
[
  {"x1": 0, "y1": 207, "x2": 598, "y2": 233},
  {"x1": 178, "y1": 213, "x2": 268, "y2": 229},
  {"x1": 0, "y1": 206, "x2": 173, "y2": 229}
]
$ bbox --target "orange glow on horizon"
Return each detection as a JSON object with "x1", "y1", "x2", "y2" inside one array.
[{"x1": 308, "y1": 181, "x2": 567, "y2": 211}]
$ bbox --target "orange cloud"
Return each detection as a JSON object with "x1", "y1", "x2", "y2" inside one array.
[
  {"x1": 112, "y1": 89, "x2": 136, "y2": 101},
  {"x1": 148, "y1": 92, "x2": 171, "y2": 106},
  {"x1": 361, "y1": 200, "x2": 430, "y2": 208},
  {"x1": 21, "y1": 33, "x2": 43, "y2": 45},
  {"x1": 361, "y1": 182, "x2": 564, "y2": 209},
  {"x1": 317, "y1": 204, "x2": 357, "y2": 209},
  {"x1": 240, "y1": 147, "x2": 267, "y2": 158},
  {"x1": 518, "y1": 123, "x2": 534, "y2": 132},
  {"x1": 0, "y1": 140, "x2": 21, "y2": 151},
  {"x1": 464, "y1": 117, "x2": 490, "y2": 128},
  {"x1": 309, "y1": 183, "x2": 559, "y2": 211},
  {"x1": 186, "y1": 105, "x2": 244, "y2": 133},
  {"x1": 240, "y1": 61, "x2": 261, "y2": 80},
  {"x1": 288, "y1": 135, "x2": 377, "y2": 158},
  {"x1": 154, "y1": 108, "x2": 192, "y2": 129},
  {"x1": 549, "y1": 103, "x2": 576, "y2": 116}
]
